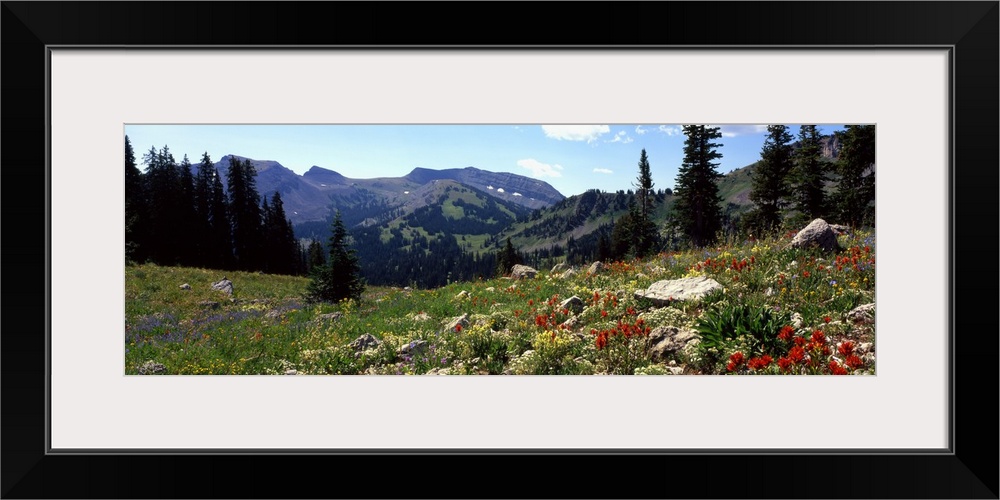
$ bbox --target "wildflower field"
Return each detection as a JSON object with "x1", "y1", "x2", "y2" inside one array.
[{"x1": 125, "y1": 230, "x2": 875, "y2": 375}]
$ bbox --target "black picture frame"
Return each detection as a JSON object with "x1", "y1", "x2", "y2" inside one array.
[{"x1": 3, "y1": 2, "x2": 996, "y2": 498}]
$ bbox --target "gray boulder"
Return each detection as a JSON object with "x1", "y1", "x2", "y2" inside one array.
[
  {"x1": 138, "y1": 360, "x2": 167, "y2": 375},
  {"x1": 511, "y1": 264, "x2": 537, "y2": 279},
  {"x1": 179, "y1": 283, "x2": 191, "y2": 290},
  {"x1": 587, "y1": 262, "x2": 605, "y2": 275},
  {"x1": 550, "y1": 263, "x2": 569, "y2": 274},
  {"x1": 210, "y1": 278, "x2": 234, "y2": 295},
  {"x1": 399, "y1": 340, "x2": 428, "y2": 356},
  {"x1": 846, "y1": 303, "x2": 875, "y2": 324},
  {"x1": 559, "y1": 296, "x2": 585, "y2": 315},
  {"x1": 648, "y1": 326, "x2": 700, "y2": 362},
  {"x1": 198, "y1": 301, "x2": 220, "y2": 310},
  {"x1": 444, "y1": 314, "x2": 470, "y2": 333},
  {"x1": 316, "y1": 312, "x2": 343, "y2": 322},
  {"x1": 348, "y1": 333, "x2": 381, "y2": 352},
  {"x1": 787, "y1": 219, "x2": 840, "y2": 253},
  {"x1": 634, "y1": 276, "x2": 722, "y2": 305}
]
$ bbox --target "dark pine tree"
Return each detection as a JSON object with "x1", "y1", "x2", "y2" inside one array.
[
  {"x1": 143, "y1": 145, "x2": 183, "y2": 265},
  {"x1": 193, "y1": 153, "x2": 216, "y2": 268},
  {"x1": 177, "y1": 154, "x2": 199, "y2": 266},
  {"x1": 748, "y1": 125, "x2": 795, "y2": 234},
  {"x1": 834, "y1": 125, "x2": 876, "y2": 227},
  {"x1": 124, "y1": 135, "x2": 147, "y2": 263},
  {"x1": 263, "y1": 191, "x2": 299, "y2": 275},
  {"x1": 673, "y1": 125, "x2": 725, "y2": 247},
  {"x1": 306, "y1": 210, "x2": 365, "y2": 303},
  {"x1": 227, "y1": 157, "x2": 264, "y2": 271},
  {"x1": 633, "y1": 148, "x2": 659, "y2": 257},
  {"x1": 306, "y1": 238, "x2": 326, "y2": 274},
  {"x1": 790, "y1": 125, "x2": 829, "y2": 221},
  {"x1": 209, "y1": 165, "x2": 234, "y2": 270},
  {"x1": 495, "y1": 237, "x2": 522, "y2": 277}
]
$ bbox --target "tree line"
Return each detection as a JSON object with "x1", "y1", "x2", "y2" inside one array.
[{"x1": 125, "y1": 136, "x2": 302, "y2": 275}]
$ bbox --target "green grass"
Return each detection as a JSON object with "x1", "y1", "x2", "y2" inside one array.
[{"x1": 126, "y1": 229, "x2": 876, "y2": 375}]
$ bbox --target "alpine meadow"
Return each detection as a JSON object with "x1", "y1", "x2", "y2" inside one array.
[{"x1": 124, "y1": 124, "x2": 876, "y2": 376}]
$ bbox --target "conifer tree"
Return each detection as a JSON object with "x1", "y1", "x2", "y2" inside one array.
[
  {"x1": 227, "y1": 156, "x2": 264, "y2": 270},
  {"x1": 177, "y1": 155, "x2": 198, "y2": 266},
  {"x1": 124, "y1": 135, "x2": 146, "y2": 263},
  {"x1": 496, "y1": 237, "x2": 522, "y2": 277},
  {"x1": 143, "y1": 145, "x2": 182, "y2": 264},
  {"x1": 748, "y1": 125, "x2": 794, "y2": 233},
  {"x1": 306, "y1": 210, "x2": 365, "y2": 303},
  {"x1": 790, "y1": 125, "x2": 828, "y2": 221},
  {"x1": 632, "y1": 148, "x2": 659, "y2": 257},
  {"x1": 834, "y1": 125, "x2": 876, "y2": 227},
  {"x1": 673, "y1": 125, "x2": 725, "y2": 247},
  {"x1": 209, "y1": 167, "x2": 233, "y2": 269}
]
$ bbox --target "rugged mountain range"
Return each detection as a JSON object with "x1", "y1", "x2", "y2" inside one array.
[{"x1": 210, "y1": 155, "x2": 564, "y2": 226}]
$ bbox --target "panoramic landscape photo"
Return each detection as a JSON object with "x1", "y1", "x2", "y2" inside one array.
[{"x1": 124, "y1": 124, "x2": 876, "y2": 375}]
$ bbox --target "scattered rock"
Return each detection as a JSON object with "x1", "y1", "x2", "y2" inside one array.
[
  {"x1": 265, "y1": 309, "x2": 286, "y2": 319},
  {"x1": 284, "y1": 369, "x2": 298, "y2": 375},
  {"x1": 511, "y1": 264, "x2": 537, "y2": 279},
  {"x1": 485, "y1": 287, "x2": 495, "y2": 292},
  {"x1": 198, "y1": 300, "x2": 220, "y2": 310},
  {"x1": 634, "y1": 276, "x2": 723, "y2": 305},
  {"x1": 412, "y1": 312, "x2": 431, "y2": 321},
  {"x1": 424, "y1": 368, "x2": 451, "y2": 375},
  {"x1": 560, "y1": 269, "x2": 577, "y2": 279},
  {"x1": 666, "y1": 366, "x2": 684, "y2": 375},
  {"x1": 587, "y1": 262, "x2": 605, "y2": 275},
  {"x1": 138, "y1": 360, "x2": 167, "y2": 375},
  {"x1": 648, "y1": 326, "x2": 700, "y2": 362},
  {"x1": 348, "y1": 333, "x2": 381, "y2": 352},
  {"x1": 765, "y1": 287, "x2": 775, "y2": 297},
  {"x1": 561, "y1": 316, "x2": 580, "y2": 330},
  {"x1": 443, "y1": 314, "x2": 470, "y2": 333},
  {"x1": 179, "y1": 283, "x2": 191, "y2": 290},
  {"x1": 317, "y1": 312, "x2": 343, "y2": 321},
  {"x1": 399, "y1": 340, "x2": 428, "y2": 356},
  {"x1": 786, "y1": 218, "x2": 840, "y2": 253},
  {"x1": 550, "y1": 263, "x2": 569, "y2": 274},
  {"x1": 830, "y1": 224, "x2": 852, "y2": 236},
  {"x1": 858, "y1": 342, "x2": 874, "y2": 354},
  {"x1": 456, "y1": 290, "x2": 470, "y2": 300},
  {"x1": 846, "y1": 303, "x2": 875, "y2": 324},
  {"x1": 210, "y1": 278, "x2": 234, "y2": 295},
  {"x1": 403, "y1": 287, "x2": 412, "y2": 292},
  {"x1": 559, "y1": 296, "x2": 585, "y2": 315}
]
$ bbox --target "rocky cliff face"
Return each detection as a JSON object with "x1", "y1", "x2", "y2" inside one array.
[{"x1": 820, "y1": 134, "x2": 841, "y2": 159}]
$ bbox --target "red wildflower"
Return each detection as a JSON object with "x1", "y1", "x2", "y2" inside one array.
[
  {"x1": 454, "y1": 324, "x2": 462, "y2": 333},
  {"x1": 838, "y1": 341, "x2": 855, "y2": 356},
  {"x1": 777, "y1": 357, "x2": 793, "y2": 372},
  {"x1": 528, "y1": 299, "x2": 534, "y2": 306},
  {"x1": 803, "y1": 271, "x2": 811, "y2": 278},
  {"x1": 788, "y1": 346, "x2": 806, "y2": 364},
  {"x1": 728, "y1": 352, "x2": 744, "y2": 367},
  {"x1": 595, "y1": 332, "x2": 608, "y2": 350},
  {"x1": 829, "y1": 360, "x2": 849, "y2": 375},
  {"x1": 778, "y1": 325, "x2": 795, "y2": 341},
  {"x1": 747, "y1": 355, "x2": 773, "y2": 371},
  {"x1": 601, "y1": 310, "x2": 608, "y2": 318},
  {"x1": 811, "y1": 330, "x2": 826, "y2": 343},
  {"x1": 823, "y1": 315, "x2": 832, "y2": 323},
  {"x1": 845, "y1": 354, "x2": 864, "y2": 369},
  {"x1": 794, "y1": 336, "x2": 807, "y2": 347}
]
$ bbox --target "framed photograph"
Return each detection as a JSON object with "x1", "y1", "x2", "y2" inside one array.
[{"x1": 3, "y1": 2, "x2": 996, "y2": 498}]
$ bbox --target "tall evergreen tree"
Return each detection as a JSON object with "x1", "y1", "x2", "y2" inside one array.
[
  {"x1": 673, "y1": 125, "x2": 725, "y2": 247},
  {"x1": 227, "y1": 157, "x2": 264, "y2": 270},
  {"x1": 834, "y1": 125, "x2": 876, "y2": 227},
  {"x1": 306, "y1": 210, "x2": 365, "y2": 303},
  {"x1": 306, "y1": 238, "x2": 326, "y2": 274},
  {"x1": 262, "y1": 191, "x2": 299, "y2": 275},
  {"x1": 632, "y1": 148, "x2": 659, "y2": 257},
  {"x1": 790, "y1": 125, "x2": 828, "y2": 220},
  {"x1": 209, "y1": 167, "x2": 233, "y2": 269},
  {"x1": 495, "y1": 237, "x2": 523, "y2": 277},
  {"x1": 193, "y1": 153, "x2": 216, "y2": 268},
  {"x1": 748, "y1": 125, "x2": 795, "y2": 233},
  {"x1": 143, "y1": 145, "x2": 183, "y2": 265},
  {"x1": 177, "y1": 155, "x2": 199, "y2": 266},
  {"x1": 124, "y1": 135, "x2": 146, "y2": 263}
]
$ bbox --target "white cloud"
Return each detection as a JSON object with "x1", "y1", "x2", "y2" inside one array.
[
  {"x1": 487, "y1": 185, "x2": 494, "y2": 190},
  {"x1": 497, "y1": 188, "x2": 505, "y2": 193},
  {"x1": 608, "y1": 132, "x2": 633, "y2": 144},
  {"x1": 658, "y1": 125, "x2": 682, "y2": 136},
  {"x1": 635, "y1": 125, "x2": 647, "y2": 135},
  {"x1": 541, "y1": 125, "x2": 610, "y2": 143},
  {"x1": 517, "y1": 158, "x2": 564, "y2": 178},
  {"x1": 512, "y1": 192, "x2": 522, "y2": 197},
  {"x1": 712, "y1": 125, "x2": 769, "y2": 137},
  {"x1": 593, "y1": 168, "x2": 614, "y2": 174}
]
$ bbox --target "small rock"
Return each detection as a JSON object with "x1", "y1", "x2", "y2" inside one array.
[
  {"x1": 561, "y1": 316, "x2": 579, "y2": 330},
  {"x1": 210, "y1": 278, "x2": 234, "y2": 296},
  {"x1": 443, "y1": 314, "x2": 470, "y2": 333},
  {"x1": 198, "y1": 301, "x2": 220, "y2": 310},
  {"x1": 485, "y1": 287, "x2": 495, "y2": 292},
  {"x1": 858, "y1": 342, "x2": 874, "y2": 354},
  {"x1": 666, "y1": 367, "x2": 684, "y2": 375},
  {"x1": 347, "y1": 333, "x2": 381, "y2": 352},
  {"x1": 648, "y1": 326, "x2": 701, "y2": 362},
  {"x1": 765, "y1": 287, "x2": 775, "y2": 297},
  {"x1": 265, "y1": 309, "x2": 284, "y2": 319},
  {"x1": 560, "y1": 269, "x2": 577, "y2": 279},
  {"x1": 399, "y1": 340, "x2": 428, "y2": 356},
  {"x1": 635, "y1": 276, "x2": 723, "y2": 305},
  {"x1": 412, "y1": 312, "x2": 431, "y2": 321},
  {"x1": 559, "y1": 296, "x2": 585, "y2": 315},
  {"x1": 456, "y1": 290, "x2": 470, "y2": 299},
  {"x1": 511, "y1": 264, "x2": 538, "y2": 279},
  {"x1": 317, "y1": 312, "x2": 343, "y2": 321},
  {"x1": 830, "y1": 224, "x2": 852, "y2": 236},
  {"x1": 550, "y1": 263, "x2": 569, "y2": 274},
  {"x1": 786, "y1": 219, "x2": 840, "y2": 253},
  {"x1": 284, "y1": 369, "x2": 298, "y2": 375},
  {"x1": 179, "y1": 283, "x2": 191, "y2": 290},
  {"x1": 587, "y1": 261, "x2": 605, "y2": 275},
  {"x1": 846, "y1": 303, "x2": 875, "y2": 325},
  {"x1": 403, "y1": 287, "x2": 412, "y2": 292},
  {"x1": 138, "y1": 360, "x2": 167, "y2": 375}
]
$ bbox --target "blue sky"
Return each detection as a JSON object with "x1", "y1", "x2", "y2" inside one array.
[{"x1": 125, "y1": 124, "x2": 846, "y2": 197}]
